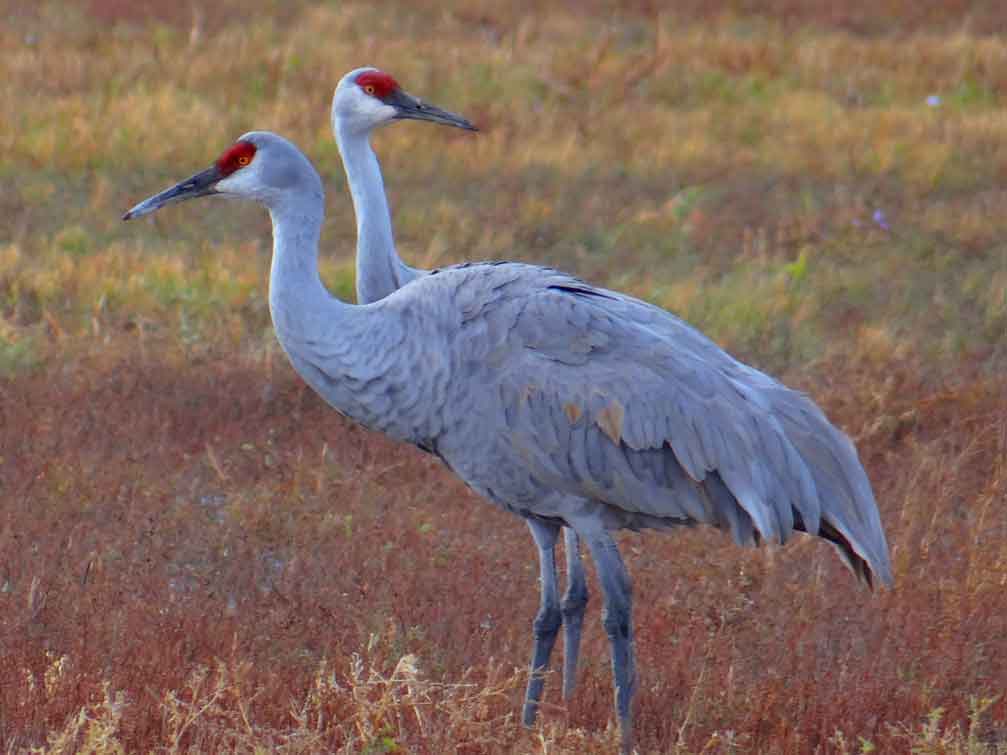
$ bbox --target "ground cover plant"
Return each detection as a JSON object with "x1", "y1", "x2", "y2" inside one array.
[{"x1": 2, "y1": 0, "x2": 1006, "y2": 752}]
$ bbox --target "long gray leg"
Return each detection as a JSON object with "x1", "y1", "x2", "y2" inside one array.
[
  {"x1": 582, "y1": 528, "x2": 636, "y2": 755},
  {"x1": 522, "y1": 518, "x2": 562, "y2": 727},
  {"x1": 560, "y1": 527, "x2": 588, "y2": 699}
]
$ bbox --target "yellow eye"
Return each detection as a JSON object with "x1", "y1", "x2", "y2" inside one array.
[
  {"x1": 237, "y1": 156, "x2": 250, "y2": 167},
  {"x1": 364, "y1": 85, "x2": 376, "y2": 95}
]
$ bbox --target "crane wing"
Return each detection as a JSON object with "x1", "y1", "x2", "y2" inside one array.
[{"x1": 491, "y1": 276, "x2": 891, "y2": 586}]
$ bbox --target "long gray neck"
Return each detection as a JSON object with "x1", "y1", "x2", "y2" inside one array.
[
  {"x1": 266, "y1": 187, "x2": 429, "y2": 445},
  {"x1": 268, "y1": 191, "x2": 340, "y2": 339},
  {"x1": 335, "y1": 120, "x2": 417, "y2": 304}
]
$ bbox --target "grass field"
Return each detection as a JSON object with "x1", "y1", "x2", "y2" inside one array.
[{"x1": 2, "y1": 0, "x2": 1006, "y2": 752}]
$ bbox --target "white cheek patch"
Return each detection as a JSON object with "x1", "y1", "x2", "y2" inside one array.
[
  {"x1": 215, "y1": 169, "x2": 254, "y2": 197},
  {"x1": 334, "y1": 86, "x2": 400, "y2": 135},
  {"x1": 357, "y1": 91, "x2": 398, "y2": 124},
  {"x1": 363, "y1": 97, "x2": 395, "y2": 118}
]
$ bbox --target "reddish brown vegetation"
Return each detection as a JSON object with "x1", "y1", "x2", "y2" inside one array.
[{"x1": 2, "y1": 336, "x2": 1005, "y2": 752}]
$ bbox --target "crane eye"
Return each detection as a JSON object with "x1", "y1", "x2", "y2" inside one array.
[
  {"x1": 363, "y1": 84, "x2": 376, "y2": 96},
  {"x1": 237, "y1": 156, "x2": 250, "y2": 167}
]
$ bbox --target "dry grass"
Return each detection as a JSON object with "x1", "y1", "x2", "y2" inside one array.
[
  {"x1": 2, "y1": 0, "x2": 1007, "y2": 752},
  {"x1": 3, "y1": 340, "x2": 1006, "y2": 753}
]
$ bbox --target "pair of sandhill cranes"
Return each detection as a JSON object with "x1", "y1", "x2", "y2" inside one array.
[{"x1": 124, "y1": 68, "x2": 892, "y2": 753}]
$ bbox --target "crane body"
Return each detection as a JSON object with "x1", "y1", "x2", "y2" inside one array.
[
  {"x1": 331, "y1": 69, "x2": 591, "y2": 718},
  {"x1": 124, "y1": 130, "x2": 892, "y2": 755}
]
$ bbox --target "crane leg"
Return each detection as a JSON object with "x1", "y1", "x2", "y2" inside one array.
[
  {"x1": 522, "y1": 518, "x2": 562, "y2": 727},
  {"x1": 583, "y1": 528, "x2": 636, "y2": 755},
  {"x1": 560, "y1": 527, "x2": 588, "y2": 699}
]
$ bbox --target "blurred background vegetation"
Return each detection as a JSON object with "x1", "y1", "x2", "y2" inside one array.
[{"x1": 3, "y1": 0, "x2": 1006, "y2": 380}]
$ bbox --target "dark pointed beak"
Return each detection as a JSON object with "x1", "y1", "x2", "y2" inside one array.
[
  {"x1": 122, "y1": 165, "x2": 222, "y2": 220},
  {"x1": 387, "y1": 89, "x2": 477, "y2": 131}
]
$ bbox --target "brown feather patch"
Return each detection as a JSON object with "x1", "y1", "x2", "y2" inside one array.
[
  {"x1": 596, "y1": 399, "x2": 625, "y2": 445},
  {"x1": 563, "y1": 402, "x2": 583, "y2": 424}
]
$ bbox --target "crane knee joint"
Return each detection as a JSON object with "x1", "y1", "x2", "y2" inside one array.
[
  {"x1": 601, "y1": 608, "x2": 631, "y2": 640},
  {"x1": 561, "y1": 591, "x2": 588, "y2": 618},
  {"x1": 532, "y1": 608, "x2": 562, "y2": 638}
]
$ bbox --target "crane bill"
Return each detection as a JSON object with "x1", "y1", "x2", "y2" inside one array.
[
  {"x1": 387, "y1": 89, "x2": 478, "y2": 131},
  {"x1": 123, "y1": 166, "x2": 221, "y2": 220}
]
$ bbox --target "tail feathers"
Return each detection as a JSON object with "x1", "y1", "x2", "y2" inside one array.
[
  {"x1": 793, "y1": 510, "x2": 884, "y2": 590},
  {"x1": 702, "y1": 470, "x2": 890, "y2": 590},
  {"x1": 769, "y1": 390, "x2": 893, "y2": 589}
]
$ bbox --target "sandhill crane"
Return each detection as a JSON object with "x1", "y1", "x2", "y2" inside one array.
[
  {"x1": 124, "y1": 131, "x2": 893, "y2": 754},
  {"x1": 331, "y1": 67, "x2": 590, "y2": 720},
  {"x1": 330, "y1": 67, "x2": 475, "y2": 303}
]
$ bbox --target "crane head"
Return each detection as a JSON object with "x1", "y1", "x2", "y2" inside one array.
[
  {"x1": 123, "y1": 132, "x2": 322, "y2": 220},
  {"x1": 333, "y1": 67, "x2": 477, "y2": 136}
]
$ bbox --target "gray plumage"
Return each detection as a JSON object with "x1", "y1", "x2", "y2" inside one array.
[
  {"x1": 309, "y1": 259, "x2": 888, "y2": 580},
  {"x1": 331, "y1": 67, "x2": 474, "y2": 304},
  {"x1": 331, "y1": 69, "x2": 596, "y2": 720},
  {"x1": 124, "y1": 129, "x2": 892, "y2": 754}
]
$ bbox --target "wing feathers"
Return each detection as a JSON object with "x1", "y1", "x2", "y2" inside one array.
[{"x1": 495, "y1": 275, "x2": 890, "y2": 586}]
